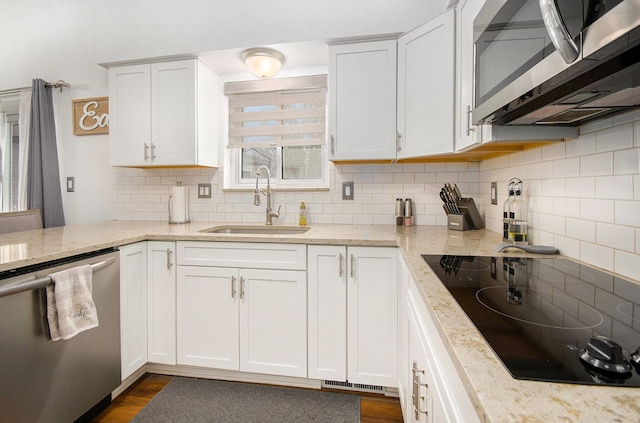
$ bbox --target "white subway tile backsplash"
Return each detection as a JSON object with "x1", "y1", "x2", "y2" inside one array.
[
  {"x1": 613, "y1": 148, "x2": 640, "y2": 174},
  {"x1": 553, "y1": 157, "x2": 580, "y2": 178},
  {"x1": 595, "y1": 122, "x2": 634, "y2": 152},
  {"x1": 554, "y1": 197, "x2": 581, "y2": 218},
  {"x1": 580, "y1": 153, "x2": 613, "y2": 176},
  {"x1": 530, "y1": 161, "x2": 554, "y2": 179},
  {"x1": 595, "y1": 175, "x2": 634, "y2": 200},
  {"x1": 581, "y1": 242, "x2": 614, "y2": 272},
  {"x1": 615, "y1": 200, "x2": 640, "y2": 226},
  {"x1": 542, "y1": 142, "x2": 566, "y2": 161},
  {"x1": 581, "y1": 198, "x2": 614, "y2": 222},
  {"x1": 565, "y1": 177, "x2": 594, "y2": 198},
  {"x1": 615, "y1": 250, "x2": 640, "y2": 282},
  {"x1": 565, "y1": 134, "x2": 595, "y2": 157},
  {"x1": 566, "y1": 218, "x2": 596, "y2": 242},
  {"x1": 597, "y1": 222, "x2": 635, "y2": 252}
]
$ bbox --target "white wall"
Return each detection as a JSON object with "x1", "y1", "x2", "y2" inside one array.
[
  {"x1": 95, "y1": 0, "x2": 450, "y2": 65},
  {"x1": 2, "y1": 0, "x2": 112, "y2": 224},
  {"x1": 478, "y1": 114, "x2": 640, "y2": 281}
]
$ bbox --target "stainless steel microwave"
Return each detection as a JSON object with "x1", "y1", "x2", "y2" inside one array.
[{"x1": 472, "y1": 0, "x2": 640, "y2": 126}]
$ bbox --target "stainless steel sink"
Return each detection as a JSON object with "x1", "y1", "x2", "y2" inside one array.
[{"x1": 200, "y1": 225, "x2": 310, "y2": 235}]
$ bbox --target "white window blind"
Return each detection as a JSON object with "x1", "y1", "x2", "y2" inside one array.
[{"x1": 225, "y1": 75, "x2": 327, "y2": 150}]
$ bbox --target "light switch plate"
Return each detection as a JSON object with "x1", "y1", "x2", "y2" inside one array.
[
  {"x1": 342, "y1": 182, "x2": 354, "y2": 200},
  {"x1": 491, "y1": 182, "x2": 497, "y2": 205},
  {"x1": 67, "y1": 177, "x2": 75, "y2": 193}
]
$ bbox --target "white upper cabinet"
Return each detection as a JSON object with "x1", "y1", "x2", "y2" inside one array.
[
  {"x1": 109, "y1": 58, "x2": 219, "y2": 167},
  {"x1": 328, "y1": 40, "x2": 398, "y2": 160},
  {"x1": 328, "y1": 9, "x2": 457, "y2": 161},
  {"x1": 398, "y1": 8, "x2": 456, "y2": 158},
  {"x1": 455, "y1": 0, "x2": 484, "y2": 151}
]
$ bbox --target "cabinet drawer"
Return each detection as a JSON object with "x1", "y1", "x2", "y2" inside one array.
[{"x1": 177, "y1": 241, "x2": 306, "y2": 270}]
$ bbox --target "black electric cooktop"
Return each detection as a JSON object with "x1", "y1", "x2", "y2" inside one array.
[{"x1": 422, "y1": 254, "x2": 640, "y2": 387}]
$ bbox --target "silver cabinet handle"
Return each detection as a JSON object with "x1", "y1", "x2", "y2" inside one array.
[
  {"x1": 350, "y1": 254, "x2": 355, "y2": 279},
  {"x1": 150, "y1": 142, "x2": 156, "y2": 160},
  {"x1": 396, "y1": 132, "x2": 402, "y2": 154},
  {"x1": 231, "y1": 275, "x2": 237, "y2": 298},
  {"x1": 144, "y1": 143, "x2": 150, "y2": 161},
  {"x1": 166, "y1": 248, "x2": 173, "y2": 270},
  {"x1": 466, "y1": 105, "x2": 476, "y2": 136},
  {"x1": 412, "y1": 361, "x2": 429, "y2": 419},
  {"x1": 339, "y1": 253, "x2": 344, "y2": 277},
  {"x1": 239, "y1": 276, "x2": 245, "y2": 299},
  {"x1": 330, "y1": 134, "x2": 335, "y2": 155}
]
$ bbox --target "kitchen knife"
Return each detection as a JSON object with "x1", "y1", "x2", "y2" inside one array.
[{"x1": 452, "y1": 184, "x2": 463, "y2": 201}]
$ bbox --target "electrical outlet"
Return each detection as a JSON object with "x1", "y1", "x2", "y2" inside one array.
[
  {"x1": 491, "y1": 182, "x2": 497, "y2": 205},
  {"x1": 198, "y1": 183, "x2": 212, "y2": 199},
  {"x1": 342, "y1": 182, "x2": 354, "y2": 200}
]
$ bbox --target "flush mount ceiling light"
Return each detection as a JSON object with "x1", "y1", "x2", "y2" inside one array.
[{"x1": 241, "y1": 48, "x2": 286, "y2": 79}]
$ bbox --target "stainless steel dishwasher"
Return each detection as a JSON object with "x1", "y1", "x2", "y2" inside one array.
[{"x1": 0, "y1": 248, "x2": 120, "y2": 423}]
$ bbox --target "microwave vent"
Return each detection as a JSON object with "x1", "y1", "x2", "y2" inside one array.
[{"x1": 537, "y1": 108, "x2": 610, "y2": 124}]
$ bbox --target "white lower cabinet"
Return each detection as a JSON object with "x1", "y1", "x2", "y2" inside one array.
[
  {"x1": 119, "y1": 242, "x2": 148, "y2": 381},
  {"x1": 176, "y1": 242, "x2": 307, "y2": 378},
  {"x1": 147, "y1": 241, "x2": 177, "y2": 365},
  {"x1": 399, "y1": 255, "x2": 479, "y2": 423},
  {"x1": 308, "y1": 245, "x2": 397, "y2": 387}
]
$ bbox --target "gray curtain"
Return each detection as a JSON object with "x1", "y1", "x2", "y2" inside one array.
[{"x1": 27, "y1": 79, "x2": 65, "y2": 228}]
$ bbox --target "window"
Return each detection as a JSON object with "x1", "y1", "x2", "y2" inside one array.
[{"x1": 224, "y1": 75, "x2": 328, "y2": 190}]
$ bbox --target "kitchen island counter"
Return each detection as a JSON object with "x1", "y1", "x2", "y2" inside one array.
[{"x1": 2, "y1": 220, "x2": 639, "y2": 422}]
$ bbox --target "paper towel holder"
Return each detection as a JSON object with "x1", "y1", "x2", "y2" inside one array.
[{"x1": 168, "y1": 181, "x2": 190, "y2": 224}]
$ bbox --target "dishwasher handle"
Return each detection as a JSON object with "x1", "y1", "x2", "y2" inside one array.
[{"x1": 0, "y1": 257, "x2": 116, "y2": 298}]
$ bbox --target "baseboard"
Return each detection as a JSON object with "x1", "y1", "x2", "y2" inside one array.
[
  {"x1": 113, "y1": 363, "x2": 398, "y2": 397},
  {"x1": 145, "y1": 363, "x2": 323, "y2": 390}
]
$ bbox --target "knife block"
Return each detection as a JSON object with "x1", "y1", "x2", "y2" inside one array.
[
  {"x1": 444, "y1": 197, "x2": 484, "y2": 231},
  {"x1": 447, "y1": 213, "x2": 472, "y2": 231}
]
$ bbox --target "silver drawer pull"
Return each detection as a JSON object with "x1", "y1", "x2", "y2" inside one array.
[
  {"x1": 350, "y1": 254, "x2": 355, "y2": 279},
  {"x1": 239, "y1": 276, "x2": 245, "y2": 299},
  {"x1": 231, "y1": 276, "x2": 237, "y2": 298},
  {"x1": 339, "y1": 253, "x2": 344, "y2": 277},
  {"x1": 166, "y1": 248, "x2": 173, "y2": 270}
]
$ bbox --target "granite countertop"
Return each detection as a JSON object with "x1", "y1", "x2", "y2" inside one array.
[{"x1": 1, "y1": 220, "x2": 639, "y2": 422}]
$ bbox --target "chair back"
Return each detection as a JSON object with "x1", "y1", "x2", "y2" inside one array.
[{"x1": 0, "y1": 210, "x2": 43, "y2": 234}]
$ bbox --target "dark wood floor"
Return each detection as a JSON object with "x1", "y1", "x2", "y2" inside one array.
[{"x1": 91, "y1": 373, "x2": 404, "y2": 423}]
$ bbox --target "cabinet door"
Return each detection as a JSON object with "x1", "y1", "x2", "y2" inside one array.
[
  {"x1": 150, "y1": 60, "x2": 197, "y2": 166},
  {"x1": 408, "y1": 301, "x2": 441, "y2": 423},
  {"x1": 147, "y1": 241, "x2": 176, "y2": 365},
  {"x1": 328, "y1": 41, "x2": 397, "y2": 161},
  {"x1": 397, "y1": 254, "x2": 411, "y2": 421},
  {"x1": 307, "y1": 245, "x2": 347, "y2": 381},
  {"x1": 119, "y1": 242, "x2": 147, "y2": 381},
  {"x1": 455, "y1": 0, "x2": 484, "y2": 151},
  {"x1": 398, "y1": 9, "x2": 455, "y2": 158},
  {"x1": 347, "y1": 246, "x2": 398, "y2": 386},
  {"x1": 109, "y1": 64, "x2": 151, "y2": 166},
  {"x1": 177, "y1": 266, "x2": 239, "y2": 370},
  {"x1": 239, "y1": 268, "x2": 307, "y2": 378}
]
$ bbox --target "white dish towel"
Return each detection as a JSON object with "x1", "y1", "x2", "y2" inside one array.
[{"x1": 46, "y1": 264, "x2": 99, "y2": 341}]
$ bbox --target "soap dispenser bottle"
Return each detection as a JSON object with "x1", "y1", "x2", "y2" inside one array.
[{"x1": 299, "y1": 201, "x2": 307, "y2": 226}]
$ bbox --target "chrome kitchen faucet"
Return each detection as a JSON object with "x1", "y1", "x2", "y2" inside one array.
[{"x1": 254, "y1": 165, "x2": 280, "y2": 225}]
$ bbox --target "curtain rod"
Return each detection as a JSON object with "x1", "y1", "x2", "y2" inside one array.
[{"x1": 0, "y1": 79, "x2": 70, "y2": 96}]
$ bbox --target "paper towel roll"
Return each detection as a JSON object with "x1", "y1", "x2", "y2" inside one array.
[{"x1": 170, "y1": 186, "x2": 189, "y2": 223}]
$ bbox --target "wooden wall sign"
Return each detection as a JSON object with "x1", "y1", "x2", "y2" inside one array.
[{"x1": 72, "y1": 97, "x2": 109, "y2": 135}]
